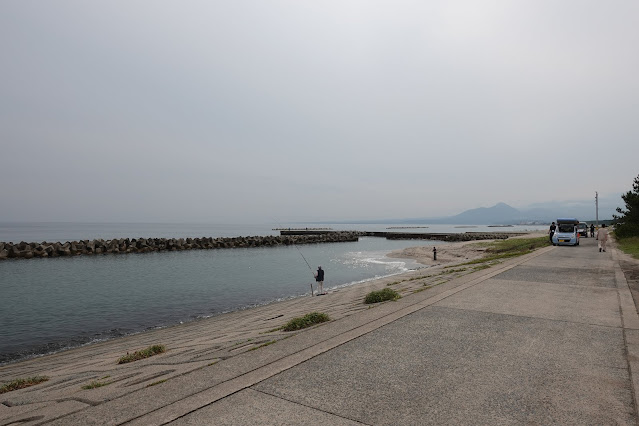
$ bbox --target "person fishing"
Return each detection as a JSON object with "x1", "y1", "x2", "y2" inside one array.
[
  {"x1": 272, "y1": 219, "x2": 324, "y2": 297},
  {"x1": 315, "y1": 266, "x2": 325, "y2": 295},
  {"x1": 285, "y1": 230, "x2": 318, "y2": 296}
]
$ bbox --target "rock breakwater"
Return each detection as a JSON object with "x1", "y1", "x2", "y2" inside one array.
[{"x1": 0, "y1": 232, "x2": 361, "y2": 260}]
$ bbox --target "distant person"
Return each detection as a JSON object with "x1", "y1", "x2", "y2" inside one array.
[
  {"x1": 549, "y1": 222, "x2": 556, "y2": 243},
  {"x1": 315, "y1": 266, "x2": 325, "y2": 295},
  {"x1": 597, "y1": 224, "x2": 609, "y2": 252},
  {"x1": 590, "y1": 224, "x2": 595, "y2": 237}
]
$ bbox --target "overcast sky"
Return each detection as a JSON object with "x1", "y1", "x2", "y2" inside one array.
[{"x1": 1, "y1": 1, "x2": 637, "y2": 223}]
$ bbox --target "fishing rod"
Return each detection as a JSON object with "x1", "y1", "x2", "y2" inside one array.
[
  {"x1": 272, "y1": 218, "x2": 316, "y2": 296},
  {"x1": 293, "y1": 243, "x2": 315, "y2": 296}
]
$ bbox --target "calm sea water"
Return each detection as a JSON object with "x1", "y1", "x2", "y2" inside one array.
[{"x1": 0, "y1": 222, "x2": 545, "y2": 364}]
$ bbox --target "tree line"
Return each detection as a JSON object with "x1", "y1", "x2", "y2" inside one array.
[{"x1": 613, "y1": 174, "x2": 639, "y2": 239}]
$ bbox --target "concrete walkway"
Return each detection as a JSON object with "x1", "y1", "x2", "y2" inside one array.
[{"x1": 3, "y1": 237, "x2": 639, "y2": 425}]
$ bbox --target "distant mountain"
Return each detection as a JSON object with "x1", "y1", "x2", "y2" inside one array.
[
  {"x1": 439, "y1": 202, "x2": 521, "y2": 224},
  {"x1": 322, "y1": 199, "x2": 617, "y2": 225},
  {"x1": 407, "y1": 202, "x2": 595, "y2": 225}
]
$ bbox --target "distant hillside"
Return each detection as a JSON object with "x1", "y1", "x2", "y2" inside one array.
[
  {"x1": 321, "y1": 200, "x2": 616, "y2": 225},
  {"x1": 408, "y1": 202, "x2": 596, "y2": 225},
  {"x1": 438, "y1": 202, "x2": 521, "y2": 224}
]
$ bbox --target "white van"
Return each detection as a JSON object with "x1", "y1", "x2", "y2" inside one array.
[{"x1": 576, "y1": 222, "x2": 588, "y2": 237}]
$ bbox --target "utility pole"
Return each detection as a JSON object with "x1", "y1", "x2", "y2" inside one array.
[{"x1": 595, "y1": 191, "x2": 599, "y2": 227}]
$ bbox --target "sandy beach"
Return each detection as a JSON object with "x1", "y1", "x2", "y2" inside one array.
[
  {"x1": 387, "y1": 231, "x2": 547, "y2": 266},
  {"x1": 0, "y1": 233, "x2": 545, "y2": 419}
]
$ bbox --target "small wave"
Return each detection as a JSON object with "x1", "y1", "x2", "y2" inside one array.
[{"x1": 340, "y1": 251, "x2": 410, "y2": 271}]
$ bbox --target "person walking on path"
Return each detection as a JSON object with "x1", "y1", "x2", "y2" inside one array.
[
  {"x1": 315, "y1": 266, "x2": 325, "y2": 295},
  {"x1": 549, "y1": 222, "x2": 556, "y2": 243},
  {"x1": 597, "y1": 224, "x2": 609, "y2": 252},
  {"x1": 590, "y1": 223, "x2": 595, "y2": 237}
]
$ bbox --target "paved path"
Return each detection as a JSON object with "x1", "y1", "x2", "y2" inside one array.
[{"x1": 3, "y1": 237, "x2": 639, "y2": 425}]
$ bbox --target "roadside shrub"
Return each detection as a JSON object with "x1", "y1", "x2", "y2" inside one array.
[
  {"x1": 364, "y1": 288, "x2": 401, "y2": 304},
  {"x1": 283, "y1": 312, "x2": 330, "y2": 331},
  {"x1": 615, "y1": 224, "x2": 639, "y2": 239},
  {"x1": 613, "y1": 173, "x2": 639, "y2": 238}
]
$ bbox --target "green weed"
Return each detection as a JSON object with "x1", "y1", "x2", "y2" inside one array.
[
  {"x1": 82, "y1": 380, "x2": 111, "y2": 390},
  {"x1": 364, "y1": 288, "x2": 401, "y2": 304},
  {"x1": 117, "y1": 344, "x2": 166, "y2": 364},
  {"x1": 0, "y1": 376, "x2": 49, "y2": 394},
  {"x1": 283, "y1": 312, "x2": 330, "y2": 331},
  {"x1": 472, "y1": 264, "x2": 492, "y2": 271}
]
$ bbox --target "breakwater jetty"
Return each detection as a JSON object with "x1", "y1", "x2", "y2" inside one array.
[
  {"x1": 0, "y1": 232, "x2": 361, "y2": 260},
  {"x1": 0, "y1": 230, "x2": 527, "y2": 261}
]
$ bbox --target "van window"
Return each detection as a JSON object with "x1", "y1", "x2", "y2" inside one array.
[{"x1": 558, "y1": 224, "x2": 575, "y2": 233}]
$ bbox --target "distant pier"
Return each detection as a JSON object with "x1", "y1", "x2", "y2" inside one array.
[
  {"x1": 276, "y1": 228, "x2": 337, "y2": 235},
  {"x1": 386, "y1": 226, "x2": 429, "y2": 229},
  {"x1": 279, "y1": 229, "x2": 527, "y2": 241}
]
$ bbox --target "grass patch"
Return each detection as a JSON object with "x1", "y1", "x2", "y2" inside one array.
[
  {"x1": 386, "y1": 280, "x2": 402, "y2": 286},
  {"x1": 364, "y1": 288, "x2": 401, "y2": 304},
  {"x1": 485, "y1": 236, "x2": 550, "y2": 254},
  {"x1": 82, "y1": 380, "x2": 111, "y2": 390},
  {"x1": 471, "y1": 241, "x2": 493, "y2": 247},
  {"x1": 282, "y1": 312, "x2": 330, "y2": 331},
  {"x1": 616, "y1": 236, "x2": 639, "y2": 259},
  {"x1": 147, "y1": 379, "x2": 167, "y2": 387},
  {"x1": 0, "y1": 376, "x2": 49, "y2": 394},
  {"x1": 460, "y1": 237, "x2": 550, "y2": 266},
  {"x1": 472, "y1": 264, "x2": 492, "y2": 271},
  {"x1": 441, "y1": 267, "x2": 467, "y2": 273},
  {"x1": 117, "y1": 344, "x2": 166, "y2": 364}
]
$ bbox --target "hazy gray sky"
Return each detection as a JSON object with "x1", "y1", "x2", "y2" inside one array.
[{"x1": 1, "y1": 1, "x2": 637, "y2": 223}]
